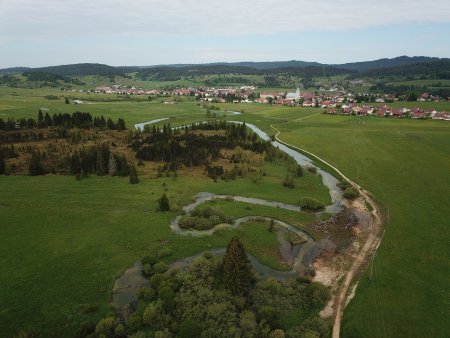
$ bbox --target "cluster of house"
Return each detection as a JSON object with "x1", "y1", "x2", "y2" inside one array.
[
  {"x1": 92, "y1": 85, "x2": 257, "y2": 98},
  {"x1": 325, "y1": 104, "x2": 450, "y2": 120},
  {"x1": 87, "y1": 85, "x2": 449, "y2": 120}
]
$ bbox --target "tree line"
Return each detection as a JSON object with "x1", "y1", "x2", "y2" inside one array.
[{"x1": 0, "y1": 110, "x2": 126, "y2": 131}]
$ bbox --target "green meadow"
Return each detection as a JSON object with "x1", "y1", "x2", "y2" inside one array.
[
  {"x1": 268, "y1": 114, "x2": 450, "y2": 338},
  {"x1": 1, "y1": 88, "x2": 450, "y2": 337},
  {"x1": 0, "y1": 126, "x2": 330, "y2": 337}
]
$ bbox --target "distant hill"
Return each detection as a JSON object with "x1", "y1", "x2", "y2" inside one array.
[
  {"x1": 359, "y1": 59, "x2": 450, "y2": 79},
  {"x1": 0, "y1": 67, "x2": 31, "y2": 74},
  {"x1": 334, "y1": 56, "x2": 441, "y2": 71},
  {"x1": 1, "y1": 57, "x2": 449, "y2": 81},
  {"x1": 30, "y1": 63, "x2": 129, "y2": 77}
]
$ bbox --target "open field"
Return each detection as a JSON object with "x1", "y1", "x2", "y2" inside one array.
[
  {"x1": 267, "y1": 114, "x2": 450, "y2": 338},
  {"x1": 0, "y1": 124, "x2": 330, "y2": 337},
  {"x1": 1, "y1": 93, "x2": 450, "y2": 337}
]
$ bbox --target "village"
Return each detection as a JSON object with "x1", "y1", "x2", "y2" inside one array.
[{"x1": 67, "y1": 84, "x2": 450, "y2": 121}]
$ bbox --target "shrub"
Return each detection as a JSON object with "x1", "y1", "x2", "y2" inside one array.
[
  {"x1": 142, "y1": 254, "x2": 158, "y2": 266},
  {"x1": 178, "y1": 319, "x2": 202, "y2": 338},
  {"x1": 299, "y1": 198, "x2": 325, "y2": 211},
  {"x1": 282, "y1": 175, "x2": 295, "y2": 189},
  {"x1": 153, "y1": 262, "x2": 168, "y2": 274},
  {"x1": 343, "y1": 187, "x2": 359, "y2": 199},
  {"x1": 95, "y1": 317, "x2": 117, "y2": 337},
  {"x1": 138, "y1": 286, "x2": 155, "y2": 301},
  {"x1": 158, "y1": 247, "x2": 173, "y2": 259},
  {"x1": 143, "y1": 263, "x2": 153, "y2": 276}
]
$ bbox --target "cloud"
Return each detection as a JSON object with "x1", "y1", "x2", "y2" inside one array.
[{"x1": 2, "y1": 0, "x2": 450, "y2": 40}]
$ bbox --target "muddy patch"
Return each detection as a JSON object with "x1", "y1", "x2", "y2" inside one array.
[{"x1": 112, "y1": 261, "x2": 149, "y2": 319}]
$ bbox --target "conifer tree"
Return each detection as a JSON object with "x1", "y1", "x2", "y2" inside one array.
[
  {"x1": 157, "y1": 193, "x2": 170, "y2": 211},
  {"x1": 0, "y1": 156, "x2": 5, "y2": 175},
  {"x1": 129, "y1": 165, "x2": 139, "y2": 184},
  {"x1": 29, "y1": 152, "x2": 44, "y2": 176},
  {"x1": 108, "y1": 153, "x2": 117, "y2": 176},
  {"x1": 222, "y1": 236, "x2": 254, "y2": 296}
]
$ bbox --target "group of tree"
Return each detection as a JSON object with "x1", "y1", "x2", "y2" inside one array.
[
  {"x1": 68, "y1": 143, "x2": 130, "y2": 177},
  {"x1": 133, "y1": 121, "x2": 272, "y2": 175},
  {"x1": 91, "y1": 236, "x2": 330, "y2": 337},
  {"x1": 0, "y1": 111, "x2": 126, "y2": 131}
]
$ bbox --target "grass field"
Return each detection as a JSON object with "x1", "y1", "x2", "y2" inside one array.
[
  {"x1": 268, "y1": 114, "x2": 450, "y2": 338},
  {"x1": 0, "y1": 139, "x2": 329, "y2": 337},
  {"x1": 1, "y1": 91, "x2": 450, "y2": 337}
]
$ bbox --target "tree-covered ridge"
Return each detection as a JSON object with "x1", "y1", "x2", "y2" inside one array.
[
  {"x1": 358, "y1": 59, "x2": 450, "y2": 80},
  {"x1": 137, "y1": 64, "x2": 354, "y2": 81}
]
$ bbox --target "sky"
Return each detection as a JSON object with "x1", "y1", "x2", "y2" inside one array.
[{"x1": 1, "y1": 0, "x2": 450, "y2": 68}]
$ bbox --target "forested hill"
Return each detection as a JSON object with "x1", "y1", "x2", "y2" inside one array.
[
  {"x1": 29, "y1": 63, "x2": 132, "y2": 77},
  {"x1": 137, "y1": 64, "x2": 354, "y2": 81},
  {"x1": 333, "y1": 56, "x2": 441, "y2": 71},
  {"x1": 1, "y1": 56, "x2": 449, "y2": 80},
  {"x1": 358, "y1": 59, "x2": 450, "y2": 79}
]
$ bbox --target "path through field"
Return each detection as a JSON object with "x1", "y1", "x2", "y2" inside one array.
[{"x1": 270, "y1": 120, "x2": 384, "y2": 338}]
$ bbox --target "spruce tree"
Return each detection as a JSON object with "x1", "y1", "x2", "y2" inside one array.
[
  {"x1": 0, "y1": 156, "x2": 5, "y2": 175},
  {"x1": 29, "y1": 152, "x2": 44, "y2": 176},
  {"x1": 222, "y1": 236, "x2": 254, "y2": 296},
  {"x1": 129, "y1": 165, "x2": 139, "y2": 184},
  {"x1": 108, "y1": 153, "x2": 117, "y2": 176},
  {"x1": 157, "y1": 193, "x2": 170, "y2": 211}
]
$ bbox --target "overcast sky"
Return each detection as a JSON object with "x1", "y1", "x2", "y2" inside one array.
[{"x1": 1, "y1": 0, "x2": 450, "y2": 67}]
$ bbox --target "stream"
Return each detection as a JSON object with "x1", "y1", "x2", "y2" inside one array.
[{"x1": 112, "y1": 118, "x2": 347, "y2": 315}]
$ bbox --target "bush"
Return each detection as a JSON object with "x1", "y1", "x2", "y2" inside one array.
[
  {"x1": 158, "y1": 247, "x2": 173, "y2": 259},
  {"x1": 138, "y1": 286, "x2": 156, "y2": 301},
  {"x1": 153, "y1": 262, "x2": 168, "y2": 274},
  {"x1": 142, "y1": 254, "x2": 158, "y2": 266},
  {"x1": 143, "y1": 263, "x2": 153, "y2": 276},
  {"x1": 299, "y1": 198, "x2": 325, "y2": 211},
  {"x1": 95, "y1": 317, "x2": 117, "y2": 337},
  {"x1": 343, "y1": 187, "x2": 359, "y2": 199},
  {"x1": 178, "y1": 318, "x2": 202, "y2": 338}
]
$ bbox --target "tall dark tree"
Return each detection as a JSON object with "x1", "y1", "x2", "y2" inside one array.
[
  {"x1": 129, "y1": 165, "x2": 139, "y2": 184},
  {"x1": 157, "y1": 193, "x2": 170, "y2": 211},
  {"x1": 222, "y1": 236, "x2": 254, "y2": 296},
  {"x1": 29, "y1": 152, "x2": 44, "y2": 176},
  {"x1": 0, "y1": 156, "x2": 5, "y2": 175}
]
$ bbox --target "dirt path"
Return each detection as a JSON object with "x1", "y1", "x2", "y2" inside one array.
[{"x1": 271, "y1": 122, "x2": 384, "y2": 338}]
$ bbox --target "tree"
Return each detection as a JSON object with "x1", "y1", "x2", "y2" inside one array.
[
  {"x1": 269, "y1": 219, "x2": 275, "y2": 232},
  {"x1": 129, "y1": 165, "x2": 139, "y2": 184},
  {"x1": 29, "y1": 152, "x2": 44, "y2": 176},
  {"x1": 108, "y1": 153, "x2": 117, "y2": 176},
  {"x1": 222, "y1": 236, "x2": 254, "y2": 296},
  {"x1": 178, "y1": 319, "x2": 202, "y2": 338},
  {"x1": 158, "y1": 193, "x2": 170, "y2": 211},
  {"x1": 296, "y1": 165, "x2": 303, "y2": 177},
  {"x1": 0, "y1": 157, "x2": 5, "y2": 175},
  {"x1": 65, "y1": 97, "x2": 70, "y2": 104}
]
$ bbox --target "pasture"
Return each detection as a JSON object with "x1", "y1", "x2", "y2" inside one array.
[{"x1": 0, "y1": 91, "x2": 449, "y2": 337}]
